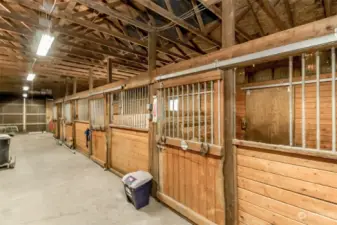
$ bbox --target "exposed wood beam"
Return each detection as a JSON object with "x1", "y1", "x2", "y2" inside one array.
[
  {"x1": 324, "y1": 0, "x2": 332, "y2": 17},
  {"x1": 134, "y1": 0, "x2": 221, "y2": 47},
  {"x1": 246, "y1": 0, "x2": 265, "y2": 36},
  {"x1": 222, "y1": 1, "x2": 236, "y2": 225},
  {"x1": 12, "y1": 0, "x2": 188, "y2": 60},
  {"x1": 75, "y1": 0, "x2": 153, "y2": 31},
  {"x1": 283, "y1": 0, "x2": 294, "y2": 27},
  {"x1": 192, "y1": 0, "x2": 205, "y2": 33},
  {"x1": 163, "y1": 0, "x2": 186, "y2": 42},
  {"x1": 255, "y1": 0, "x2": 288, "y2": 30}
]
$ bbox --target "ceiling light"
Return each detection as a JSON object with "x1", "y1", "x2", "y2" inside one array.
[
  {"x1": 23, "y1": 93, "x2": 27, "y2": 98},
  {"x1": 23, "y1": 86, "x2": 29, "y2": 91},
  {"x1": 27, "y1": 73, "x2": 36, "y2": 81},
  {"x1": 36, "y1": 34, "x2": 54, "y2": 56}
]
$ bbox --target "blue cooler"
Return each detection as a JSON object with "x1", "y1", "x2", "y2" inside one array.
[{"x1": 122, "y1": 171, "x2": 153, "y2": 209}]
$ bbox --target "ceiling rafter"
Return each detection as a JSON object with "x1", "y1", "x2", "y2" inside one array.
[
  {"x1": 283, "y1": 0, "x2": 294, "y2": 27},
  {"x1": 255, "y1": 0, "x2": 288, "y2": 30},
  {"x1": 246, "y1": 0, "x2": 265, "y2": 36}
]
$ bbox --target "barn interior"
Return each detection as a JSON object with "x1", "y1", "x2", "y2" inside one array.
[{"x1": 1, "y1": 0, "x2": 337, "y2": 225}]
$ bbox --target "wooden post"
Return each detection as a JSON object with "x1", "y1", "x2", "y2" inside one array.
[
  {"x1": 73, "y1": 78, "x2": 77, "y2": 95},
  {"x1": 105, "y1": 59, "x2": 112, "y2": 170},
  {"x1": 88, "y1": 68, "x2": 93, "y2": 156},
  {"x1": 72, "y1": 77, "x2": 77, "y2": 149},
  {"x1": 148, "y1": 31, "x2": 158, "y2": 196},
  {"x1": 65, "y1": 77, "x2": 69, "y2": 97},
  {"x1": 107, "y1": 58, "x2": 113, "y2": 84},
  {"x1": 222, "y1": 0, "x2": 236, "y2": 225},
  {"x1": 89, "y1": 68, "x2": 94, "y2": 90}
]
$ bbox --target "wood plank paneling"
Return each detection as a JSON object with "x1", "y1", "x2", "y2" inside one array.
[
  {"x1": 110, "y1": 128, "x2": 149, "y2": 174},
  {"x1": 65, "y1": 124, "x2": 73, "y2": 142},
  {"x1": 159, "y1": 146, "x2": 224, "y2": 224},
  {"x1": 237, "y1": 146, "x2": 337, "y2": 225},
  {"x1": 91, "y1": 130, "x2": 106, "y2": 166},
  {"x1": 75, "y1": 122, "x2": 89, "y2": 155}
]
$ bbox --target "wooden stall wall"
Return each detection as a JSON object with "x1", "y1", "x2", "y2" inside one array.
[
  {"x1": 294, "y1": 76, "x2": 336, "y2": 149},
  {"x1": 110, "y1": 128, "x2": 149, "y2": 174},
  {"x1": 236, "y1": 144, "x2": 337, "y2": 225},
  {"x1": 75, "y1": 122, "x2": 89, "y2": 155},
  {"x1": 159, "y1": 147, "x2": 224, "y2": 225},
  {"x1": 65, "y1": 124, "x2": 73, "y2": 142},
  {"x1": 91, "y1": 130, "x2": 106, "y2": 167}
]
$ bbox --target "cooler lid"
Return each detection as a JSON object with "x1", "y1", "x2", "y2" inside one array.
[
  {"x1": 122, "y1": 170, "x2": 153, "y2": 189},
  {"x1": 0, "y1": 134, "x2": 11, "y2": 140}
]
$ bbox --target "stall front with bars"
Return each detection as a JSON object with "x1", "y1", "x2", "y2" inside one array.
[
  {"x1": 156, "y1": 70, "x2": 225, "y2": 225},
  {"x1": 109, "y1": 86, "x2": 150, "y2": 174},
  {"x1": 234, "y1": 47, "x2": 337, "y2": 225},
  {"x1": 89, "y1": 97, "x2": 106, "y2": 166},
  {"x1": 75, "y1": 98, "x2": 90, "y2": 155}
]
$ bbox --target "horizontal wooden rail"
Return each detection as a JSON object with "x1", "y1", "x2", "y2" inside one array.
[
  {"x1": 74, "y1": 120, "x2": 89, "y2": 124},
  {"x1": 233, "y1": 139, "x2": 337, "y2": 161},
  {"x1": 109, "y1": 124, "x2": 148, "y2": 132},
  {"x1": 165, "y1": 137, "x2": 223, "y2": 157}
]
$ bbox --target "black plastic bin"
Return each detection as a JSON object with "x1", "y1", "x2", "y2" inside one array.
[
  {"x1": 0, "y1": 134, "x2": 10, "y2": 166},
  {"x1": 122, "y1": 171, "x2": 153, "y2": 209}
]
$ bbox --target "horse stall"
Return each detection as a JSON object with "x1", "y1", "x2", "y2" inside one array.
[
  {"x1": 109, "y1": 86, "x2": 150, "y2": 175},
  {"x1": 89, "y1": 96, "x2": 106, "y2": 167},
  {"x1": 234, "y1": 48, "x2": 337, "y2": 225},
  {"x1": 74, "y1": 98, "x2": 90, "y2": 156},
  {"x1": 155, "y1": 70, "x2": 225, "y2": 225}
]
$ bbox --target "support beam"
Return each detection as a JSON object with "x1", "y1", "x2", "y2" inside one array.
[
  {"x1": 222, "y1": 0, "x2": 236, "y2": 225},
  {"x1": 283, "y1": 0, "x2": 294, "y2": 27},
  {"x1": 148, "y1": 31, "x2": 158, "y2": 197},
  {"x1": 134, "y1": 0, "x2": 221, "y2": 47},
  {"x1": 324, "y1": 0, "x2": 332, "y2": 17},
  {"x1": 73, "y1": 78, "x2": 77, "y2": 94},
  {"x1": 107, "y1": 58, "x2": 113, "y2": 83},
  {"x1": 89, "y1": 68, "x2": 93, "y2": 91},
  {"x1": 255, "y1": 0, "x2": 288, "y2": 30}
]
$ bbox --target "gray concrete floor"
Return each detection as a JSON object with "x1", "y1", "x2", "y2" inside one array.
[{"x1": 0, "y1": 133, "x2": 191, "y2": 225}]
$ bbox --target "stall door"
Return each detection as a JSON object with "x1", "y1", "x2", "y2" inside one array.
[{"x1": 156, "y1": 71, "x2": 225, "y2": 225}]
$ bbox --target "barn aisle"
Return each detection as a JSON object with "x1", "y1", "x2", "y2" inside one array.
[{"x1": 0, "y1": 133, "x2": 190, "y2": 225}]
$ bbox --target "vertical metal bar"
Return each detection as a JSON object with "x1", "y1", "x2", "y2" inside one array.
[
  {"x1": 177, "y1": 86, "x2": 180, "y2": 138},
  {"x1": 204, "y1": 81, "x2": 207, "y2": 143},
  {"x1": 187, "y1": 84, "x2": 190, "y2": 140},
  {"x1": 316, "y1": 51, "x2": 320, "y2": 150},
  {"x1": 233, "y1": 68, "x2": 236, "y2": 139},
  {"x1": 289, "y1": 56, "x2": 293, "y2": 146},
  {"x1": 192, "y1": 84, "x2": 195, "y2": 140},
  {"x1": 198, "y1": 82, "x2": 201, "y2": 142},
  {"x1": 302, "y1": 53, "x2": 306, "y2": 148},
  {"x1": 332, "y1": 47, "x2": 336, "y2": 152},
  {"x1": 211, "y1": 81, "x2": 214, "y2": 144},
  {"x1": 172, "y1": 87, "x2": 175, "y2": 137},
  {"x1": 168, "y1": 88, "x2": 170, "y2": 137},
  {"x1": 23, "y1": 98, "x2": 26, "y2": 132},
  {"x1": 182, "y1": 85, "x2": 184, "y2": 140},
  {"x1": 218, "y1": 80, "x2": 221, "y2": 145}
]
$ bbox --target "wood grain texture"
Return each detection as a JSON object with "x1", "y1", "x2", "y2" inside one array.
[
  {"x1": 110, "y1": 128, "x2": 149, "y2": 174},
  {"x1": 159, "y1": 146, "x2": 224, "y2": 224},
  {"x1": 75, "y1": 122, "x2": 89, "y2": 155},
  {"x1": 91, "y1": 131, "x2": 106, "y2": 166},
  {"x1": 237, "y1": 145, "x2": 337, "y2": 225}
]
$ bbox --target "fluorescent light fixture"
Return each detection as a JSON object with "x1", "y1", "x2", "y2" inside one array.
[
  {"x1": 22, "y1": 93, "x2": 27, "y2": 98},
  {"x1": 27, "y1": 73, "x2": 36, "y2": 81},
  {"x1": 36, "y1": 34, "x2": 54, "y2": 56},
  {"x1": 23, "y1": 86, "x2": 29, "y2": 91}
]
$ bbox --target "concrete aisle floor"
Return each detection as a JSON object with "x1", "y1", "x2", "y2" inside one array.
[{"x1": 0, "y1": 133, "x2": 191, "y2": 225}]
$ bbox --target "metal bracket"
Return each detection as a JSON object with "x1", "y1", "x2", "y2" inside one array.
[{"x1": 200, "y1": 142, "x2": 209, "y2": 156}]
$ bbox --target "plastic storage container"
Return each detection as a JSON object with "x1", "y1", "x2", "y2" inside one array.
[
  {"x1": 122, "y1": 171, "x2": 153, "y2": 209},
  {"x1": 0, "y1": 134, "x2": 10, "y2": 166}
]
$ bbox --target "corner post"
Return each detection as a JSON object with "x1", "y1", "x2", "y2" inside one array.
[{"x1": 88, "y1": 68, "x2": 93, "y2": 156}]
